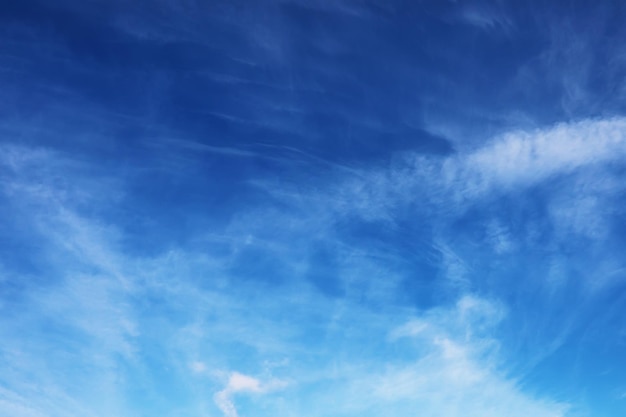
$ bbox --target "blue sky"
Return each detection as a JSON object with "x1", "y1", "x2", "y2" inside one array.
[{"x1": 1, "y1": 0, "x2": 626, "y2": 416}]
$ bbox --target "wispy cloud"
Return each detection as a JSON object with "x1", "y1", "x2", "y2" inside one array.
[
  {"x1": 214, "y1": 372, "x2": 287, "y2": 417},
  {"x1": 301, "y1": 117, "x2": 626, "y2": 232},
  {"x1": 3, "y1": 0, "x2": 626, "y2": 415},
  {"x1": 0, "y1": 126, "x2": 608, "y2": 417},
  {"x1": 456, "y1": 4, "x2": 514, "y2": 32},
  {"x1": 296, "y1": 297, "x2": 569, "y2": 417}
]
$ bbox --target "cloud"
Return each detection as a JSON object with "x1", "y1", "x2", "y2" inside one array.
[
  {"x1": 462, "y1": 117, "x2": 626, "y2": 191},
  {"x1": 305, "y1": 117, "x2": 626, "y2": 236},
  {"x1": 335, "y1": 297, "x2": 568, "y2": 417},
  {"x1": 3, "y1": 0, "x2": 626, "y2": 414},
  {"x1": 214, "y1": 372, "x2": 287, "y2": 417},
  {"x1": 3, "y1": 116, "x2": 624, "y2": 416},
  {"x1": 457, "y1": 4, "x2": 513, "y2": 32},
  {"x1": 190, "y1": 361, "x2": 208, "y2": 374},
  {"x1": 0, "y1": 144, "x2": 138, "y2": 416}
]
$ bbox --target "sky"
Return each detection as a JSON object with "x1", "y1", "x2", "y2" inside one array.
[{"x1": 1, "y1": 0, "x2": 626, "y2": 416}]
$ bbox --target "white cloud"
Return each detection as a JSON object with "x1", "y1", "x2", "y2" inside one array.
[
  {"x1": 463, "y1": 117, "x2": 626, "y2": 191},
  {"x1": 228, "y1": 372, "x2": 263, "y2": 393},
  {"x1": 296, "y1": 117, "x2": 626, "y2": 269},
  {"x1": 397, "y1": 117, "x2": 625, "y2": 203},
  {"x1": 214, "y1": 372, "x2": 287, "y2": 417},
  {"x1": 336, "y1": 297, "x2": 569, "y2": 417}
]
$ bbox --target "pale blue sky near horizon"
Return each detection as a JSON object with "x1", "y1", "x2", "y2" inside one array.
[{"x1": 1, "y1": 1, "x2": 626, "y2": 416}]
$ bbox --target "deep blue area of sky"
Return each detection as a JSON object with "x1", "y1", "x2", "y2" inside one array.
[
  {"x1": 2, "y1": 1, "x2": 626, "y2": 416},
  {"x1": 2, "y1": 0, "x2": 624, "y2": 244}
]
